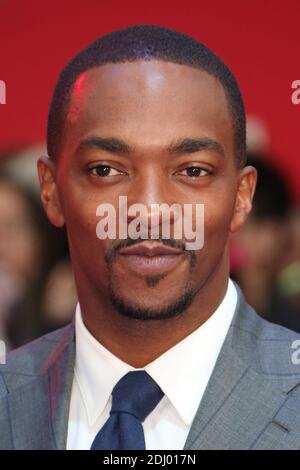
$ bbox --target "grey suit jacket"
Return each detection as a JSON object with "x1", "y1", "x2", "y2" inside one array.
[{"x1": 1, "y1": 286, "x2": 300, "y2": 450}]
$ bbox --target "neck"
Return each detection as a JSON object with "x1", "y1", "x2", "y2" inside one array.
[{"x1": 74, "y1": 262, "x2": 230, "y2": 368}]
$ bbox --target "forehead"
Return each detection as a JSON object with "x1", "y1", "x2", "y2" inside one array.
[{"x1": 63, "y1": 60, "x2": 233, "y2": 153}]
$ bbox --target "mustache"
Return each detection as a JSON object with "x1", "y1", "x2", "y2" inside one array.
[
  {"x1": 104, "y1": 237, "x2": 188, "y2": 264},
  {"x1": 113, "y1": 237, "x2": 186, "y2": 252}
]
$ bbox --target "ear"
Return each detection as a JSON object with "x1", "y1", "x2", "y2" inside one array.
[
  {"x1": 37, "y1": 155, "x2": 65, "y2": 227},
  {"x1": 230, "y1": 165, "x2": 257, "y2": 233}
]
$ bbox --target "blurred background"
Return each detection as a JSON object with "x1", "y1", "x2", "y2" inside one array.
[{"x1": 0, "y1": 0, "x2": 299, "y2": 348}]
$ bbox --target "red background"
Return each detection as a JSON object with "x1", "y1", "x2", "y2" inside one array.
[{"x1": 0, "y1": 0, "x2": 299, "y2": 199}]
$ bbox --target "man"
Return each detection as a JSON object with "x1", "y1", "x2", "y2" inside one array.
[{"x1": 1, "y1": 25, "x2": 300, "y2": 450}]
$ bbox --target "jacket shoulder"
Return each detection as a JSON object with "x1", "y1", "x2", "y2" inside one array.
[
  {"x1": 231, "y1": 292, "x2": 300, "y2": 391},
  {"x1": 0, "y1": 324, "x2": 74, "y2": 395}
]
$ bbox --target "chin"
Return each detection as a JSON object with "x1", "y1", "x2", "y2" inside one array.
[{"x1": 109, "y1": 285, "x2": 196, "y2": 321}]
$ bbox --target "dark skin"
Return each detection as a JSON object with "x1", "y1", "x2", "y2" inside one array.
[{"x1": 38, "y1": 60, "x2": 256, "y2": 367}]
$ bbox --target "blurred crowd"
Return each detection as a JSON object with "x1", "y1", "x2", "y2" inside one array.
[
  {"x1": 0, "y1": 146, "x2": 77, "y2": 349},
  {"x1": 231, "y1": 154, "x2": 300, "y2": 332},
  {"x1": 0, "y1": 119, "x2": 299, "y2": 349}
]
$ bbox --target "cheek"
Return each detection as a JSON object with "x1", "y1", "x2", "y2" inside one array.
[
  {"x1": 58, "y1": 171, "x2": 99, "y2": 240},
  {"x1": 200, "y1": 191, "x2": 236, "y2": 254},
  {"x1": 59, "y1": 184, "x2": 108, "y2": 270}
]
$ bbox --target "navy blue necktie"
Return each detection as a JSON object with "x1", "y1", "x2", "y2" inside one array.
[{"x1": 91, "y1": 371, "x2": 164, "y2": 450}]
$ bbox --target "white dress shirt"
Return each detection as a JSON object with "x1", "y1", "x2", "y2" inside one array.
[{"x1": 67, "y1": 279, "x2": 237, "y2": 450}]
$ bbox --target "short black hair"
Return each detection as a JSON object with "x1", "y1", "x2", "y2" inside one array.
[{"x1": 47, "y1": 24, "x2": 246, "y2": 166}]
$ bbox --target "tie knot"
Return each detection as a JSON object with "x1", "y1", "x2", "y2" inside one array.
[{"x1": 111, "y1": 371, "x2": 164, "y2": 422}]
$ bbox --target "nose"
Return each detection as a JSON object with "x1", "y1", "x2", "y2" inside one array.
[{"x1": 125, "y1": 167, "x2": 181, "y2": 234}]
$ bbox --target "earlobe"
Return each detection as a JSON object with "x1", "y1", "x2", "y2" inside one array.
[
  {"x1": 37, "y1": 156, "x2": 65, "y2": 227},
  {"x1": 230, "y1": 165, "x2": 257, "y2": 233}
]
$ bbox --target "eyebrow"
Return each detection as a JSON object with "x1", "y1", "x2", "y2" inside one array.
[
  {"x1": 168, "y1": 137, "x2": 225, "y2": 157},
  {"x1": 76, "y1": 136, "x2": 225, "y2": 157},
  {"x1": 77, "y1": 137, "x2": 132, "y2": 154}
]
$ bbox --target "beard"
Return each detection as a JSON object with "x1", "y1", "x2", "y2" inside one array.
[
  {"x1": 105, "y1": 237, "x2": 198, "y2": 321},
  {"x1": 108, "y1": 277, "x2": 197, "y2": 321}
]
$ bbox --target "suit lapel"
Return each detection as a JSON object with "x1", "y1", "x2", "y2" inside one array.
[
  {"x1": 7, "y1": 373, "x2": 54, "y2": 449},
  {"x1": 7, "y1": 324, "x2": 75, "y2": 450},
  {"x1": 47, "y1": 325, "x2": 76, "y2": 449},
  {"x1": 184, "y1": 342, "x2": 287, "y2": 449},
  {"x1": 185, "y1": 286, "x2": 300, "y2": 449},
  {"x1": 184, "y1": 287, "x2": 300, "y2": 450}
]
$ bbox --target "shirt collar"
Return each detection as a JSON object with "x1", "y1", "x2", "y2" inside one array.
[
  {"x1": 74, "y1": 279, "x2": 237, "y2": 427},
  {"x1": 74, "y1": 308, "x2": 135, "y2": 426}
]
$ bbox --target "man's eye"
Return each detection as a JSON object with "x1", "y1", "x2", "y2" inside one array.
[
  {"x1": 177, "y1": 167, "x2": 211, "y2": 177},
  {"x1": 89, "y1": 165, "x2": 124, "y2": 177}
]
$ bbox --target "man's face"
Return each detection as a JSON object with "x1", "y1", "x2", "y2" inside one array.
[{"x1": 39, "y1": 60, "x2": 255, "y2": 320}]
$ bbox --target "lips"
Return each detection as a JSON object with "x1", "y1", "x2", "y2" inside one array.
[
  {"x1": 116, "y1": 241, "x2": 185, "y2": 275},
  {"x1": 117, "y1": 241, "x2": 183, "y2": 257}
]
